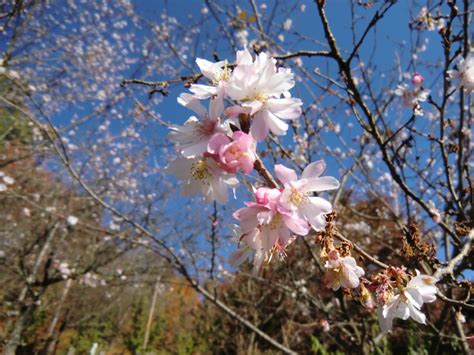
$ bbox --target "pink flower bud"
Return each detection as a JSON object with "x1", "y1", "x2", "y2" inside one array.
[
  {"x1": 220, "y1": 132, "x2": 256, "y2": 174},
  {"x1": 412, "y1": 73, "x2": 424, "y2": 86},
  {"x1": 319, "y1": 319, "x2": 330, "y2": 332},
  {"x1": 208, "y1": 132, "x2": 256, "y2": 174}
]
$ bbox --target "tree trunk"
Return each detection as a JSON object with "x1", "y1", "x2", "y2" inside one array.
[
  {"x1": 143, "y1": 276, "x2": 161, "y2": 351},
  {"x1": 45, "y1": 278, "x2": 73, "y2": 355},
  {"x1": 4, "y1": 224, "x2": 59, "y2": 355}
]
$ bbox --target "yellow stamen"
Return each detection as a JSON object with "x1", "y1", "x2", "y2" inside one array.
[
  {"x1": 191, "y1": 159, "x2": 211, "y2": 181},
  {"x1": 288, "y1": 188, "x2": 305, "y2": 206}
]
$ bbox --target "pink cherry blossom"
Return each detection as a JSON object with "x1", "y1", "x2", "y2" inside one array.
[
  {"x1": 208, "y1": 131, "x2": 256, "y2": 174},
  {"x1": 411, "y1": 73, "x2": 424, "y2": 86},
  {"x1": 276, "y1": 160, "x2": 339, "y2": 231},
  {"x1": 232, "y1": 187, "x2": 309, "y2": 274},
  {"x1": 323, "y1": 250, "x2": 365, "y2": 291}
]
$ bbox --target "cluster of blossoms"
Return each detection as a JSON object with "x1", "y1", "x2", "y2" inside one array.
[
  {"x1": 167, "y1": 48, "x2": 340, "y2": 273},
  {"x1": 313, "y1": 217, "x2": 439, "y2": 332},
  {"x1": 413, "y1": 6, "x2": 446, "y2": 32},
  {"x1": 80, "y1": 272, "x2": 107, "y2": 288},
  {"x1": 394, "y1": 73, "x2": 430, "y2": 116},
  {"x1": 167, "y1": 48, "x2": 303, "y2": 203},
  {"x1": 394, "y1": 53, "x2": 473, "y2": 117},
  {"x1": 230, "y1": 161, "x2": 340, "y2": 274},
  {"x1": 167, "y1": 48, "x2": 441, "y2": 334},
  {"x1": 369, "y1": 266, "x2": 438, "y2": 332}
]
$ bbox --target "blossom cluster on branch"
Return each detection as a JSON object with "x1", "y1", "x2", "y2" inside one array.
[
  {"x1": 166, "y1": 48, "x2": 443, "y2": 334},
  {"x1": 231, "y1": 160, "x2": 339, "y2": 274},
  {"x1": 166, "y1": 48, "x2": 305, "y2": 203},
  {"x1": 166, "y1": 48, "x2": 341, "y2": 273},
  {"x1": 394, "y1": 73, "x2": 430, "y2": 116}
]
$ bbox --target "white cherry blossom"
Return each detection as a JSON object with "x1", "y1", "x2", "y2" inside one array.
[
  {"x1": 324, "y1": 250, "x2": 365, "y2": 291},
  {"x1": 67, "y1": 216, "x2": 79, "y2": 226},
  {"x1": 166, "y1": 155, "x2": 238, "y2": 204},
  {"x1": 394, "y1": 82, "x2": 430, "y2": 116},
  {"x1": 448, "y1": 52, "x2": 474, "y2": 91},
  {"x1": 225, "y1": 48, "x2": 302, "y2": 140},
  {"x1": 189, "y1": 57, "x2": 231, "y2": 99},
  {"x1": 378, "y1": 273, "x2": 438, "y2": 332}
]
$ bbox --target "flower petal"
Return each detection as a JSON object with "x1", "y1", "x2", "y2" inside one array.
[
  {"x1": 196, "y1": 58, "x2": 228, "y2": 82},
  {"x1": 224, "y1": 104, "x2": 252, "y2": 118},
  {"x1": 241, "y1": 100, "x2": 263, "y2": 115},
  {"x1": 211, "y1": 177, "x2": 229, "y2": 203},
  {"x1": 233, "y1": 207, "x2": 260, "y2": 233},
  {"x1": 275, "y1": 164, "x2": 297, "y2": 185},
  {"x1": 189, "y1": 84, "x2": 217, "y2": 98},
  {"x1": 265, "y1": 110, "x2": 289, "y2": 136},
  {"x1": 277, "y1": 224, "x2": 291, "y2": 247},
  {"x1": 252, "y1": 249, "x2": 265, "y2": 276},
  {"x1": 228, "y1": 248, "x2": 251, "y2": 267},
  {"x1": 250, "y1": 112, "x2": 270, "y2": 141},
  {"x1": 408, "y1": 302, "x2": 426, "y2": 325},
  {"x1": 207, "y1": 133, "x2": 229, "y2": 155},
  {"x1": 266, "y1": 98, "x2": 302, "y2": 119},
  {"x1": 181, "y1": 140, "x2": 210, "y2": 158},
  {"x1": 301, "y1": 176, "x2": 340, "y2": 193},
  {"x1": 209, "y1": 95, "x2": 224, "y2": 120},
  {"x1": 236, "y1": 48, "x2": 253, "y2": 65},
  {"x1": 378, "y1": 307, "x2": 394, "y2": 333},
  {"x1": 405, "y1": 288, "x2": 423, "y2": 309},
  {"x1": 282, "y1": 214, "x2": 309, "y2": 236},
  {"x1": 300, "y1": 197, "x2": 332, "y2": 231},
  {"x1": 178, "y1": 93, "x2": 208, "y2": 117},
  {"x1": 261, "y1": 225, "x2": 278, "y2": 251},
  {"x1": 302, "y1": 160, "x2": 326, "y2": 179}
]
